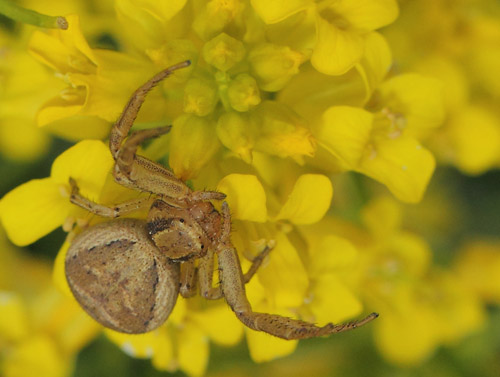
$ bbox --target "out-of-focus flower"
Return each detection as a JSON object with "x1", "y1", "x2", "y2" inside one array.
[
  {"x1": 356, "y1": 197, "x2": 485, "y2": 365},
  {"x1": 383, "y1": 0, "x2": 500, "y2": 174},
  {"x1": 0, "y1": 229, "x2": 99, "y2": 377}
]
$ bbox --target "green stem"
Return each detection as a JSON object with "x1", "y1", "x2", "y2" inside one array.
[{"x1": 0, "y1": 0, "x2": 68, "y2": 29}]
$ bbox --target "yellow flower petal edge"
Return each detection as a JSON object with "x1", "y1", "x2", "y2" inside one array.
[
  {"x1": 311, "y1": 15, "x2": 365, "y2": 75},
  {"x1": 359, "y1": 137, "x2": 436, "y2": 203},
  {"x1": 250, "y1": 0, "x2": 311, "y2": 24},
  {"x1": 245, "y1": 323, "x2": 298, "y2": 362},
  {"x1": 217, "y1": 174, "x2": 267, "y2": 222},
  {"x1": 315, "y1": 106, "x2": 373, "y2": 167},
  {"x1": 310, "y1": 274, "x2": 363, "y2": 324},
  {"x1": 332, "y1": 0, "x2": 399, "y2": 31},
  {"x1": 51, "y1": 139, "x2": 113, "y2": 197},
  {"x1": 275, "y1": 174, "x2": 333, "y2": 224},
  {"x1": 0, "y1": 179, "x2": 71, "y2": 246},
  {"x1": 52, "y1": 242, "x2": 73, "y2": 297},
  {"x1": 355, "y1": 32, "x2": 392, "y2": 101}
]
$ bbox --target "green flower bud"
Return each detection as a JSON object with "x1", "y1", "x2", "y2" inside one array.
[
  {"x1": 227, "y1": 74, "x2": 261, "y2": 112},
  {"x1": 249, "y1": 43, "x2": 305, "y2": 91},
  {"x1": 217, "y1": 112, "x2": 256, "y2": 162},
  {"x1": 183, "y1": 77, "x2": 219, "y2": 116},
  {"x1": 202, "y1": 32, "x2": 246, "y2": 72}
]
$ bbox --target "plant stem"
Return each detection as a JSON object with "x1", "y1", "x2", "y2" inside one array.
[{"x1": 0, "y1": 0, "x2": 68, "y2": 29}]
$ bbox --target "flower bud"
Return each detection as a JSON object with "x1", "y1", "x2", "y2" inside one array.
[
  {"x1": 248, "y1": 43, "x2": 305, "y2": 91},
  {"x1": 227, "y1": 74, "x2": 261, "y2": 112},
  {"x1": 183, "y1": 77, "x2": 218, "y2": 116},
  {"x1": 202, "y1": 33, "x2": 245, "y2": 72},
  {"x1": 169, "y1": 114, "x2": 220, "y2": 180}
]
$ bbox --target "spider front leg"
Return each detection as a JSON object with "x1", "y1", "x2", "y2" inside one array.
[
  {"x1": 109, "y1": 60, "x2": 191, "y2": 159},
  {"x1": 109, "y1": 60, "x2": 224, "y2": 203},
  {"x1": 217, "y1": 202, "x2": 378, "y2": 340},
  {"x1": 69, "y1": 178, "x2": 150, "y2": 218}
]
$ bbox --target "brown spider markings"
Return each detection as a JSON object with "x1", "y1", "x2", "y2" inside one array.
[{"x1": 65, "y1": 60, "x2": 378, "y2": 339}]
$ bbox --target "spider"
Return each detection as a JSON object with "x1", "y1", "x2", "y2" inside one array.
[{"x1": 65, "y1": 60, "x2": 378, "y2": 339}]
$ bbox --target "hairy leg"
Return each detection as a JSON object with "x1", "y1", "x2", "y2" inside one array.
[
  {"x1": 179, "y1": 259, "x2": 197, "y2": 298},
  {"x1": 115, "y1": 126, "x2": 171, "y2": 177},
  {"x1": 69, "y1": 178, "x2": 150, "y2": 218},
  {"x1": 217, "y1": 202, "x2": 378, "y2": 340},
  {"x1": 109, "y1": 61, "x2": 191, "y2": 159}
]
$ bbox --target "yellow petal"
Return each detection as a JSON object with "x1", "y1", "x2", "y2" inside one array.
[
  {"x1": 0, "y1": 292, "x2": 29, "y2": 342},
  {"x1": 151, "y1": 328, "x2": 174, "y2": 371},
  {"x1": 3, "y1": 336, "x2": 70, "y2": 377},
  {"x1": 190, "y1": 305, "x2": 243, "y2": 345},
  {"x1": 44, "y1": 116, "x2": 112, "y2": 141},
  {"x1": 131, "y1": 0, "x2": 187, "y2": 21},
  {"x1": 355, "y1": 32, "x2": 392, "y2": 100},
  {"x1": 52, "y1": 242, "x2": 72, "y2": 297},
  {"x1": 308, "y1": 235, "x2": 358, "y2": 274},
  {"x1": 0, "y1": 118, "x2": 51, "y2": 161},
  {"x1": 105, "y1": 330, "x2": 158, "y2": 358},
  {"x1": 359, "y1": 137, "x2": 435, "y2": 203},
  {"x1": 169, "y1": 114, "x2": 220, "y2": 181},
  {"x1": 177, "y1": 325, "x2": 209, "y2": 377},
  {"x1": 309, "y1": 274, "x2": 362, "y2": 324},
  {"x1": 0, "y1": 179, "x2": 71, "y2": 246},
  {"x1": 447, "y1": 106, "x2": 500, "y2": 175},
  {"x1": 328, "y1": 0, "x2": 399, "y2": 31},
  {"x1": 374, "y1": 308, "x2": 437, "y2": 365},
  {"x1": 246, "y1": 327, "x2": 298, "y2": 362},
  {"x1": 29, "y1": 14, "x2": 97, "y2": 74},
  {"x1": 254, "y1": 101, "x2": 316, "y2": 159},
  {"x1": 315, "y1": 106, "x2": 373, "y2": 167},
  {"x1": 50, "y1": 140, "x2": 113, "y2": 198},
  {"x1": 275, "y1": 174, "x2": 333, "y2": 224},
  {"x1": 361, "y1": 196, "x2": 401, "y2": 239},
  {"x1": 217, "y1": 174, "x2": 267, "y2": 222},
  {"x1": 311, "y1": 15, "x2": 365, "y2": 75},
  {"x1": 454, "y1": 241, "x2": 500, "y2": 303},
  {"x1": 257, "y1": 232, "x2": 308, "y2": 308},
  {"x1": 250, "y1": 0, "x2": 311, "y2": 24},
  {"x1": 377, "y1": 73, "x2": 445, "y2": 138}
]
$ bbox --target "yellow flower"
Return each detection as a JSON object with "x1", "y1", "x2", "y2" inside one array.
[
  {"x1": 5, "y1": 0, "x2": 494, "y2": 375},
  {"x1": 0, "y1": 231, "x2": 99, "y2": 377},
  {"x1": 251, "y1": 0, "x2": 399, "y2": 75},
  {"x1": 454, "y1": 241, "x2": 500, "y2": 304},
  {"x1": 0, "y1": 30, "x2": 54, "y2": 161},
  {"x1": 356, "y1": 197, "x2": 485, "y2": 365},
  {"x1": 0, "y1": 140, "x2": 113, "y2": 246},
  {"x1": 383, "y1": 0, "x2": 500, "y2": 175}
]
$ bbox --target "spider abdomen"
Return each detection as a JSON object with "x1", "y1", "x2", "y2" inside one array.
[{"x1": 65, "y1": 218, "x2": 180, "y2": 333}]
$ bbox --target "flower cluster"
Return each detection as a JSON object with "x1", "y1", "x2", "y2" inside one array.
[{"x1": 1, "y1": 1, "x2": 499, "y2": 377}]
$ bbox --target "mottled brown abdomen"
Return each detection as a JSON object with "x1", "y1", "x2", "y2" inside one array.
[{"x1": 65, "y1": 218, "x2": 180, "y2": 333}]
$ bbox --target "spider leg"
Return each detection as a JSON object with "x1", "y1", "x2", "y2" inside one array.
[
  {"x1": 198, "y1": 248, "x2": 223, "y2": 300},
  {"x1": 217, "y1": 201, "x2": 378, "y2": 340},
  {"x1": 69, "y1": 178, "x2": 150, "y2": 218},
  {"x1": 115, "y1": 126, "x2": 172, "y2": 177},
  {"x1": 243, "y1": 241, "x2": 274, "y2": 284},
  {"x1": 109, "y1": 60, "x2": 191, "y2": 159},
  {"x1": 179, "y1": 259, "x2": 198, "y2": 298}
]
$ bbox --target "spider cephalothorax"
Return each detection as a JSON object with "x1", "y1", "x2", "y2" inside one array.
[{"x1": 65, "y1": 61, "x2": 378, "y2": 338}]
